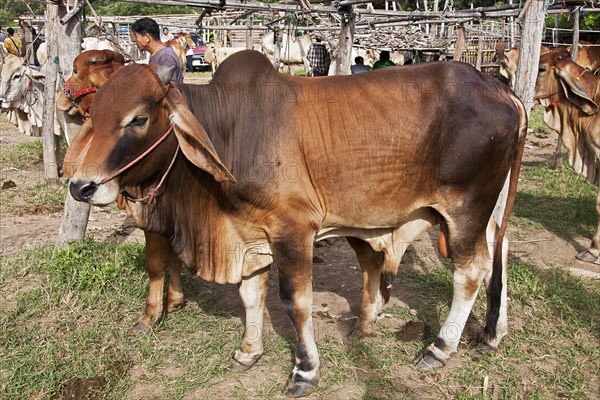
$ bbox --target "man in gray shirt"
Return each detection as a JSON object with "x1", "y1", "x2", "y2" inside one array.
[{"x1": 131, "y1": 17, "x2": 183, "y2": 83}]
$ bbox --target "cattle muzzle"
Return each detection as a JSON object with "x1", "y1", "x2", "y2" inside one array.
[{"x1": 70, "y1": 180, "x2": 99, "y2": 202}]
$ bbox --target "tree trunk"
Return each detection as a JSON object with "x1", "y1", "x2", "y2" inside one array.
[
  {"x1": 513, "y1": 0, "x2": 546, "y2": 117},
  {"x1": 335, "y1": 6, "x2": 355, "y2": 76},
  {"x1": 56, "y1": 2, "x2": 91, "y2": 247},
  {"x1": 42, "y1": 5, "x2": 60, "y2": 186}
]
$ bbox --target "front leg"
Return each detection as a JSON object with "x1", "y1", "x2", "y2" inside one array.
[
  {"x1": 230, "y1": 267, "x2": 270, "y2": 372},
  {"x1": 576, "y1": 189, "x2": 600, "y2": 264},
  {"x1": 274, "y1": 234, "x2": 320, "y2": 398},
  {"x1": 134, "y1": 231, "x2": 183, "y2": 333}
]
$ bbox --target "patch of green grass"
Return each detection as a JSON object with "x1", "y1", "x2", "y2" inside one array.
[
  {"x1": 1, "y1": 241, "x2": 599, "y2": 399},
  {"x1": 0, "y1": 181, "x2": 67, "y2": 213},
  {"x1": 528, "y1": 105, "x2": 554, "y2": 138},
  {"x1": 512, "y1": 162, "x2": 597, "y2": 238},
  {"x1": 0, "y1": 140, "x2": 43, "y2": 169}
]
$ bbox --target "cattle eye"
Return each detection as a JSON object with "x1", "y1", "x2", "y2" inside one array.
[
  {"x1": 13, "y1": 74, "x2": 21, "y2": 80},
  {"x1": 128, "y1": 116, "x2": 148, "y2": 127}
]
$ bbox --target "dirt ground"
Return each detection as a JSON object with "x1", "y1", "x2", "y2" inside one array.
[{"x1": 0, "y1": 74, "x2": 599, "y2": 399}]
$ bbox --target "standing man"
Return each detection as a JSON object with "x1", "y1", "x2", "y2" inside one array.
[
  {"x1": 306, "y1": 36, "x2": 330, "y2": 77},
  {"x1": 4, "y1": 28, "x2": 23, "y2": 58},
  {"x1": 372, "y1": 50, "x2": 396, "y2": 69},
  {"x1": 131, "y1": 18, "x2": 183, "y2": 82}
]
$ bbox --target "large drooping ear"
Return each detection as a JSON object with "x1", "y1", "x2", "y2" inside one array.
[
  {"x1": 63, "y1": 121, "x2": 94, "y2": 178},
  {"x1": 26, "y1": 65, "x2": 46, "y2": 83},
  {"x1": 164, "y1": 86, "x2": 236, "y2": 184},
  {"x1": 86, "y1": 49, "x2": 125, "y2": 67},
  {"x1": 556, "y1": 66, "x2": 599, "y2": 115}
]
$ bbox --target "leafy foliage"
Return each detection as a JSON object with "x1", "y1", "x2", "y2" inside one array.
[
  {"x1": 89, "y1": 0, "x2": 195, "y2": 16},
  {"x1": 0, "y1": 0, "x2": 45, "y2": 28}
]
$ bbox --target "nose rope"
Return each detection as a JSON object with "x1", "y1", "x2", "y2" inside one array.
[
  {"x1": 124, "y1": 144, "x2": 180, "y2": 205},
  {"x1": 99, "y1": 125, "x2": 174, "y2": 185}
]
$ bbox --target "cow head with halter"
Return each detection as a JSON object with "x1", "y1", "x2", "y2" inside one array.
[
  {"x1": 57, "y1": 49, "x2": 125, "y2": 118},
  {"x1": 536, "y1": 48, "x2": 599, "y2": 116},
  {"x1": 64, "y1": 63, "x2": 235, "y2": 206},
  {"x1": 0, "y1": 56, "x2": 45, "y2": 110}
]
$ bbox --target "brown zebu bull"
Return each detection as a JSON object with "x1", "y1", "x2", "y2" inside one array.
[
  {"x1": 65, "y1": 51, "x2": 526, "y2": 397},
  {"x1": 535, "y1": 48, "x2": 600, "y2": 263}
]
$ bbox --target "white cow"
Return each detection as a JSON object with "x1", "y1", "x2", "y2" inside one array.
[
  {"x1": 82, "y1": 37, "x2": 116, "y2": 52},
  {"x1": 0, "y1": 57, "x2": 68, "y2": 140},
  {"x1": 204, "y1": 41, "x2": 221, "y2": 74},
  {"x1": 261, "y1": 31, "x2": 311, "y2": 74},
  {"x1": 0, "y1": 57, "x2": 46, "y2": 136},
  {"x1": 216, "y1": 47, "x2": 246, "y2": 69}
]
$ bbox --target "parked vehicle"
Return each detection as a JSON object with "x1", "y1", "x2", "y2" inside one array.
[{"x1": 190, "y1": 35, "x2": 208, "y2": 70}]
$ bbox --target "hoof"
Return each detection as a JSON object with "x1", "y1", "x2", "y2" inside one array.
[
  {"x1": 167, "y1": 300, "x2": 187, "y2": 313},
  {"x1": 228, "y1": 358, "x2": 254, "y2": 372},
  {"x1": 284, "y1": 375, "x2": 318, "y2": 398},
  {"x1": 473, "y1": 342, "x2": 498, "y2": 356},
  {"x1": 132, "y1": 321, "x2": 151, "y2": 335},
  {"x1": 347, "y1": 326, "x2": 376, "y2": 341},
  {"x1": 576, "y1": 250, "x2": 600, "y2": 264},
  {"x1": 229, "y1": 350, "x2": 261, "y2": 372},
  {"x1": 413, "y1": 351, "x2": 445, "y2": 370}
]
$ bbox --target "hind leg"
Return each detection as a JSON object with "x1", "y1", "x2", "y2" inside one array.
[{"x1": 415, "y1": 235, "x2": 490, "y2": 369}]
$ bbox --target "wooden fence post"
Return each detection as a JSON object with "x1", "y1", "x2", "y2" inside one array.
[
  {"x1": 453, "y1": 25, "x2": 466, "y2": 61},
  {"x1": 42, "y1": 4, "x2": 60, "y2": 186},
  {"x1": 56, "y1": 1, "x2": 91, "y2": 247},
  {"x1": 514, "y1": 0, "x2": 546, "y2": 117},
  {"x1": 335, "y1": 5, "x2": 355, "y2": 76}
]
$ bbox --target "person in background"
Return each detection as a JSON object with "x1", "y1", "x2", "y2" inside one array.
[
  {"x1": 5, "y1": 28, "x2": 23, "y2": 58},
  {"x1": 372, "y1": 50, "x2": 396, "y2": 69},
  {"x1": 351, "y1": 56, "x2": 370, "y2": 74},
  {"x1": 306, "y1": 36, "x2": 331, "y2": 77},
  {"x1": 131, "y1": 18, "x2": 183, "y2": 82},
  {"x1": 161, "y1": 27, "x2": 174, "y2": 43},
  {"x1": 0, "y1": 26, "x2": 6, "y2": 43},
  {"x1": 186, "y1": 44, "x2": 194, "y2": 72}
]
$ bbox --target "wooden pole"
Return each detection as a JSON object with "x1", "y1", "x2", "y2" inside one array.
[
  {"x1": 42, "y1": 5, "x2": 60, "y2": 186},
  {"x1": 335, "y1": 6, "x2": 355, "y2": 75},
  {"x1": 453, "y1": 25, "x2": 466, "y2": 61},
  {"x1": 571, "y1": 7, "x2": 580, "y2": 61},
  {"x1": 19, "y1": 19, "x2": 33, "y2": 62},
  {"x1": 475, "y1": 35, "x2": 483, "y2": 70},
  {"x1": 246, "y1": 17, "x2": 253, "y2": 49},
  {"x1": 513, "y1": 0, "x2": 546, "y2": 116},
  {"x1": 56, "y1": 1, "x2": 91, "y2": 247}
]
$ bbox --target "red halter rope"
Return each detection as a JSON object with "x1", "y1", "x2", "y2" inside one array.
[
  {"x1": 63, "y1": 78, "x2": 97, "y2": 100},
  {"x1": 99, "y1": 126, "x2": 178, "y2": 205}
]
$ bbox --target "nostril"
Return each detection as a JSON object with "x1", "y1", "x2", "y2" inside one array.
[{"x1": 70, "y1": 181, "x2": 97, "y2": 202}]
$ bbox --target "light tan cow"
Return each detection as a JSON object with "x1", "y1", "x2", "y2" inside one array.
[
  {"x1": 165, "y1": 33, "x2": 196, "y2": 72},
  {"x1": 535, "y1": 48, "x2": 600, "y2": 263}
]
